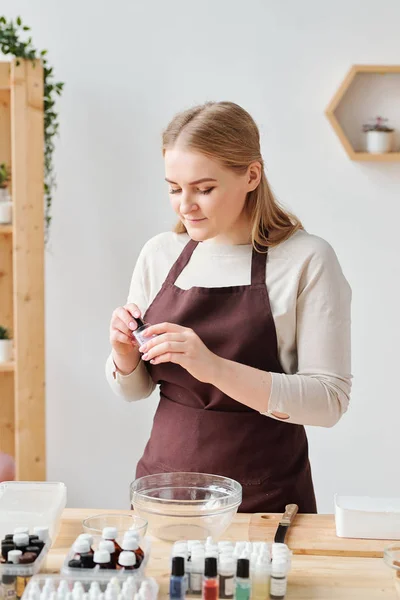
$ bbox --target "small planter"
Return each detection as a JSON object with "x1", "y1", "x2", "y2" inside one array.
[
  {"x1": 0, "y1": 326, "x2": 13, "y2": 363},
  {"x1": 366, "y1": 130, "x2": 393, "y2": 154},
  {"x1": 363, "y1": 116, "x2": 395, "y2": 154},
  {"x1": 0, "y1": 339, "x2": 13, "y2": 363},
  {"x1": 0, "y1": 188, "x2": 11, "y2": 202},
  {"x1": 0, "y1": 200, "x2": 12, "y2": 224}
]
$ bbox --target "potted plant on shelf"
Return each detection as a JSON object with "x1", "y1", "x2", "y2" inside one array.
[
  {"x1": 362, "y1": 116, "x2": 395, "y2": 154},
  {"x1": 0, "y1": 163, "x2": 12, "y2": 224},
  {"x1": 0, "y1": 326, "x2": 13, "y2": 363}
]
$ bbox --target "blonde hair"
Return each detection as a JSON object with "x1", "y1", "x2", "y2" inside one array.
[{"x1": 162, "y1": 101, "x2": 303, "y2": 250}]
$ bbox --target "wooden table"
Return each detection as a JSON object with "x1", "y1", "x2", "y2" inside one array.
[{"x1": 43, "y1": 509, "x2": 398, "y2": 599}]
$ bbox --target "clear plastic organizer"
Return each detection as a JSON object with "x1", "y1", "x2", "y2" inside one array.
[
  {"x1": 21, "y1": 574, "x2": 159, "y2": 600},
  {"x1": 60, "y1": 537, "x2": 152, "y2": 582},
  {"x1": 0, "y1": 481, "x2": 67, "y2": 597}
]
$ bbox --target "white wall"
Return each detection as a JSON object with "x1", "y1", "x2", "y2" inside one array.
[{"x1": 2, "y1": 0, "x2": 400, "y2": 512}]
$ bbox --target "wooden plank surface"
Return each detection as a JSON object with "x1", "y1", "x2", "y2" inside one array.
[
  {"x1": 0, "y1": 372, "x2": 15, "y2": 456},
  {"x1": 10, "y1": 59, "x2": 45, "y2": 480},
  {"x1": 249, "y1": 513, "x2": 396, "y2": 558},
  {"x1": 0, "y1": 63, "x2": 10, "y2": 89},
  {"x1": 42, "y1": 509, "x2": 397, "y2": 599}
]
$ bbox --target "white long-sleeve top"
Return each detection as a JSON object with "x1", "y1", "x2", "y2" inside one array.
[{"x1": 105, "y1": 229, "x2": 352, "y2": 428}]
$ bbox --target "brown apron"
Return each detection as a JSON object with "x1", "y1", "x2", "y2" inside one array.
[{"x1": 136, "y1": 238, "x2": 317, "y2": 513}]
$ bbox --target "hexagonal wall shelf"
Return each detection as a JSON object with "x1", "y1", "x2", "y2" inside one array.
[{"x1": 325, "y1": 65, "x2": 400, "y2": 162}]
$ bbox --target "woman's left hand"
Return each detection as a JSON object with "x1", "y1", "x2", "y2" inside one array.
[{"x1": 140, "y1": 322, "x2": 218, "y2": 384}]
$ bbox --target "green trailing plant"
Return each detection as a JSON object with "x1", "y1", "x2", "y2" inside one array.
[
  {"x1": 0, "y1": 15, "x2": 64, "y2": 242},
  {"x1": 362, "y1": 116, "x2": 394, "y2": 133},
  {"x1": 0, "y1": 326, "x2": 11, "y2": 340},
  {"x1": 0, "y1": 163, "x2": 10, "y2": 188}
]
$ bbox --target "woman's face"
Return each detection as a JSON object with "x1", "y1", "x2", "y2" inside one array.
[{"x1": 165, "y1": 148, "x2": 261, "y2": 244}]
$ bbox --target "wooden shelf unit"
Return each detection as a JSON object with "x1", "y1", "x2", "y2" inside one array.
[
  {"x1": 325, "y1": 64, "x2": 400, "y2": 161},
  {"x1": 0, "y1": 59, "x2": 45, "y2": 480}
]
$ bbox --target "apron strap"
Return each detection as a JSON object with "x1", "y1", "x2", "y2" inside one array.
[{"x1": 165, "y1": 239, "x2": 199, "y2": 285}]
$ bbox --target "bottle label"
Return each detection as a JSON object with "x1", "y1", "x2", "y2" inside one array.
[
  {"x1": 270, "y1": 577, "x2": 287, "y2": 597},
  {"x1": 190, "y1": 573, "x2": 202, "y2": 592},
  {"x1": 224, "y1": 576, "x2": 234, "y2": 597}
]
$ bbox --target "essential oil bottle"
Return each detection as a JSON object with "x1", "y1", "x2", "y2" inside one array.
[
  {"x1": 235, "y1": 558, "x2": 251, "y2": 600},
  {"x1": 170, "y1": 556, "x2": 186, "y2": 600},
  {"x1": 202, "y1": 557, "x2": 219, "y2": 600}
]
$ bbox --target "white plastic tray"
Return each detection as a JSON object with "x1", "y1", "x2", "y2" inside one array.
[
  {"x1": 0, "y1": 481, "x2": 67, "y2": 579},
  {"x1": 335, "y1": 494, "x2": 400, "y2": 540},
  {"x1": 61, "y1": 537, "x2": 151, "y2": 582},
  {"x1": 21, "y1": 574, "x2": 159, "y2": 600}
]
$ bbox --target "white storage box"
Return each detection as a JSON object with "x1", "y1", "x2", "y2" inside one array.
[
  {"x1": 0, "y1": 481, "x2": 67, "y2": 597},
  {"x1": 335, "y1": 494, "x2": 400, "y2": 540}
]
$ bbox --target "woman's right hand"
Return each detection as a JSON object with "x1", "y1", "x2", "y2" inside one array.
[{"x1": 110, "y1": 303, "x2": 142, "y2": 374}]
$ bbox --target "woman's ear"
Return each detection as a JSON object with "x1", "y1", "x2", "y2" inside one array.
[{"x1": 247, "y1": 161, "x2": 262, "y2": 191}]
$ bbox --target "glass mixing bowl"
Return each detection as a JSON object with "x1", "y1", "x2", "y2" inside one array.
[
  {"x1": 130, "y1": 472, "x2": 242, "y2": 541},
  {"x1": 82, "y1": 513, "x2": 147, "y2": 545}
]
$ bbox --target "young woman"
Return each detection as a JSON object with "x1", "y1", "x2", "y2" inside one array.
[{"x1": 106, "y1": 101, "x2": 352, "y2": 513}]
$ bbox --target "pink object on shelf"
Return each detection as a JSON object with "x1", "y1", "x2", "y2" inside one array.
[{"x1": 0, "y1": 453, "x2": 15, "y2": 482}]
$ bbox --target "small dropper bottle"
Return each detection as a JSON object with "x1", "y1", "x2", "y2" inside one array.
[
  {"x1": 121, "y1": 536, "x2": 144, "y2": 568},
  {"x1": 118, "y1": 551, "x2": 137, "y2": 571},
  {"x1": 202, "y1": 557, "x2": 219, "y2": 600},
  {"x1": 170, "y1": 556, "x2": 186, "y2": 600},
  {"x1": 235, "y1": 558, "x2": 251, "y2": 600},
  {"x1": 102, "y1": 528, "x2": 122, "y2": 560},
  {"x1": 99, "y1": 540, "x2": 118, "y2": 568},
  {"x1": 93, "y1": 550, "x2": 112, "y2": 570}
]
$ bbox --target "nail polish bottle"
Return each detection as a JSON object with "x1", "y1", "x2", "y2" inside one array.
[
  {"x1": 235, "y1": 558, "x2": 251, "y2": 600},
  {"x1": 202, "y1": 557, "x2": 218, "y2": 600},
  {"x1": 170, "y1": 556, "x2": 185, "y2": 600}
]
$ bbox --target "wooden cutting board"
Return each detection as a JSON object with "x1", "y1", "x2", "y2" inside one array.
[{"x1": 249, "y1": 513, "x2": 397, "y2": 558}]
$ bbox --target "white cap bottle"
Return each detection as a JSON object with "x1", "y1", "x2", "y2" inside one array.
[
  {"x1": 33, "y1": 526, "x2": 49, "y2": 542},
  {"x1": 118, "y1": 551, "x2": 137, "y2": 570}
]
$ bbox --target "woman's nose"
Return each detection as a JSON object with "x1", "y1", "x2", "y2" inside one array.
[{"x1": 180, "y1": 194, "x2": 198, "y2": 215}]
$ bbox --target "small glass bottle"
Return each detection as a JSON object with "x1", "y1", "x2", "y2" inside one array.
[
  {"x1": 188, "y1": 551, "x2": 204, "y2": 595},
  {"x1": 121, "y1": 537, "x2": 144, "y2": 568},
  {"x1": 117, "y1": 551, "x2": 137, "y2": 571},
  {"x1": 219, "y1": 557, "x2": 235, "y2": 599},
  {"x1": 7, "y1": 551, "x2": 22, "y2": 565},
  {"x1": 99, "y1": 540, "x2": 117, "y2": 568},
  {"x1": 102, "y1": 528, "x2": 122, "y2": 559},
  {"x1": 1, "y1": 575, "x2": 16, "y2": 600},
  {"x1": 76, "y1": 534, "x2": 95, "y2": 556},
  {"x1": 12, "y1": 534, "x2": 29, "y2": 553},
  {"x1": 202, "y1": 557, "x2": 219, "y2": 600},
  {"x1": 93, "y1": 550, "x2": 112, "y2": 570},
  {"x1": 170, "y1": 556, "x2": 186, "y2": 600},
  {"x1": 269, "y1": 558, "x2": 288, "y2": 600},
  {"x1": 253, "y1": 555, "x2": 270, "y2": 600},
  {"x1": 235, "y1": 558, "x2": 251, "y2": 600}
]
